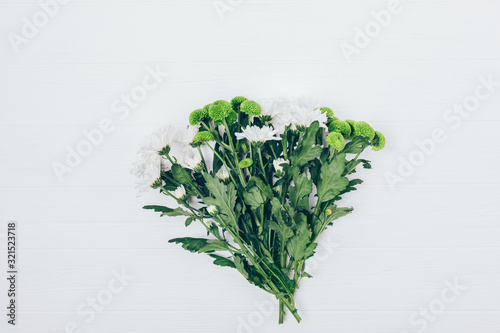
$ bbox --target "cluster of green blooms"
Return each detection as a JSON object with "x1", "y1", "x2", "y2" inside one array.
[{"x1": 139, "y1": 97, "x2": 385, "y2": 324}]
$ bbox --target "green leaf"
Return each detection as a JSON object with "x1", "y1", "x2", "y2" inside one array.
[
  {"x1": 289, "y1": 170, "x2": 313, "y2": 211},
  {"x1": 243, "y1": 186, "x2": 265, "y2": 210},
  {"x1": 341, "y1": 136, "x2": 370, "y2": 154},
  {"x1": 316, "y1": 153, "x2": 349, "y2": 203},
  {"x1": 290, "y1": 121, "x2": 322, "y2": 166},
  {"x1": 185, "y1": 216, "x2": 195, "y2": 226},
  {"x1": 233, "y1": 255, "x2": 265, "y2": 289},
  {"x1": 251, "y1": 177, "x2": 273, "y2": 200},
  {"x1": 171, "y1": 164, "x2": 193, "y2": 185},
  {"x1": 209, "y1": 254, "x2": 236, "y2": 268},
  {"x1": 286, "y1": 213, "x2": 312, "y2": 261},
  {"x1": 313, "y1": 206, "x2": 353, "y2": 236},
  {"x1": 143, "y1": 205, "x2": 193, "y2": 217},
  {"x1": 169, "y1": 237, "x2": 230, "y2": 253},
  {"x1": 202, "y1": 173, "x2": 237, "y2": 228},
  {"x1": 340, "y1": 179, "x2": 363, "y2": 196}
]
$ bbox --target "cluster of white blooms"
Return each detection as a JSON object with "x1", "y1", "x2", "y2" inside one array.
[
  {"x1": 237, "y1": 97, "x2": 329, "y2": 140},
  {"x1": 131, "y1": 124, "x2": 202, "y2": 196},
  {"x1": 235, "y1": 125, "x2": 281, "y2": 143}
]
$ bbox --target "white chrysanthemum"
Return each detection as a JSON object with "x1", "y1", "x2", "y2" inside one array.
[
  {"x1": 257, "y1": 98, "x2": 286, "y2": 118},
  {"x1": 138, "y1": 125, "x2": 180, "y2": 156},
  {"x1": 172, "y1": 185, "x2": 186, "y2": 200},
  {"x1": 216, "y1": 166, "x2": 230, "y2": 180},
  {"x1": 175, "y1": 148, "x2": 203, "y2": 172},
  {"x1": 235, "y1": 125, "x2": 281, "y2": 143},
  {"x1": 207, "y1": 205, "x2": 218, "y2": 215},
  {"x1": 288, "y1": 105, "x2": 328, "y2": 129},
  {"x1": 130, "y1": 153, "x2": 162, "y2": 196},
  {"x1": 273, "y1": 158, "x2": 289, "y2": 172}
]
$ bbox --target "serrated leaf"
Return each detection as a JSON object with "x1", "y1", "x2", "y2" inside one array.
[
  {"x1": 289, "y1": 171, "x2": 313, "y2": 211},
  {"x1": 290, "y1": 121, "x2": 322, "y2": 166},
  {"x1": 252, "y1": 177, "x2": 273, "y2": 200},
  {"x1": 202, "y1": 173, "x2": 237, "y2": 228},
  {"x1": 286, "y1": 213, "x2": 312, "y2": 261},
  {"x1": 243, "y1": 186, "x2": 265, "y2": 210},
  {"x1": 169, "y1": 237, "x2": 230, "y2": 253},
  {"x1": 316, "y1": 153, "x2": 349, "y2": 203}
]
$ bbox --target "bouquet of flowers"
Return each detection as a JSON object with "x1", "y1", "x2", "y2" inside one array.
[{"x1": 131, "y1": 97, "x2": 385, "y2": 323}]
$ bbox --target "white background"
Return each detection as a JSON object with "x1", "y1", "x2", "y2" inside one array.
[{"x1": 1, "y1": 0, "x2": 500, "y2": 332}]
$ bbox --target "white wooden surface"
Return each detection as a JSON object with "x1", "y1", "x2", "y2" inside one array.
[{"x1": 1, "y1": 1, "x2": 500, "y2": 332}]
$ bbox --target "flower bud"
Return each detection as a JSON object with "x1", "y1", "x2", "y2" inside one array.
[
  {"x1": 273, "y1": 158, "x2": 289, "y2": 178},
  {"x1": 172, "y1": 185, "x2": 186, "y2": 200},
  {"x1": 207, "y1": 205, "x2": 219, "y2": 215},
  {"x1": 216, "y1": 166, "x2": 230, "y2": 181}
]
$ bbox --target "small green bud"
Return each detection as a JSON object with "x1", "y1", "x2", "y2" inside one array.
[
  {"x1": 240, "y1": 100, "x2": 261, "y2": 116},
  {"x1": 238, "y1": 158, "x2": 253, "y2": 168},
  {"x1": 230, "y1": 96, "x2": 248, "y2": 111},
  {"x1": 192, "y1": 131, "x2": 215, "y2": 143},
  {"x1": 209, "y1": 100, "x2": 232, "y2": 120},
  {"x1": 371, "y1": 130, "x2": 386, "y2": 151},
  {"x1": 326, "y1": 132, "x2": 346, "y2": 150},
  {"x1": 354, "y1": 121, "x2": 375, "y2": 140},
  {"x1": 241, "y1": 143, "x2": 248, "y2": 154},
  {"x1": 189, "y1": 108, "x2": 208, "y2": 126},
  {"x1": 328, "y1": 120, "x2": 351, "y2": 139}
]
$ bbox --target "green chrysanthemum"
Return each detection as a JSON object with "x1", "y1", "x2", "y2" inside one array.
[
  {"x1": 192, "y1": 131, "x2": 215, "y2": 143},
  {"x1": 371, "y1": 131, "x2": 386, "y2": 151},
  {"x1": 326, "y1": 132, "x2": 346, "y2": 151},
  {"x1": 320, "y1": 107, "x2": 334, "y2": 119},
  {"x1": 231, "y1": 96, "x2": 248, "y2": 111},
  {"x1": 345, "y1": 119, "x2": 357, "y2": 139},
  {"x1": 354, "y1": 121, "x2": 375, "y2": 140},
  {"x1": 238, "y1": 158, "x2": 253, "y2": 168},
  {"x1": 226, "y1": 110, "x2": 237, "y2": 124},
  {"x1": 240, "y1": 100, "x2": 261, "y2": 116},
  {"x1": 189, "y1": 108, "x2": 208, "y2": 126},
  {"x1": 328, "y1": 120, "x2": 351, "y2": 139},
  {"x1": 209, "y1": 100, "x2": 232, "y2": 120},
  {"x1": 215, "y1": 110, "x2": 238, "y2": 126}
]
